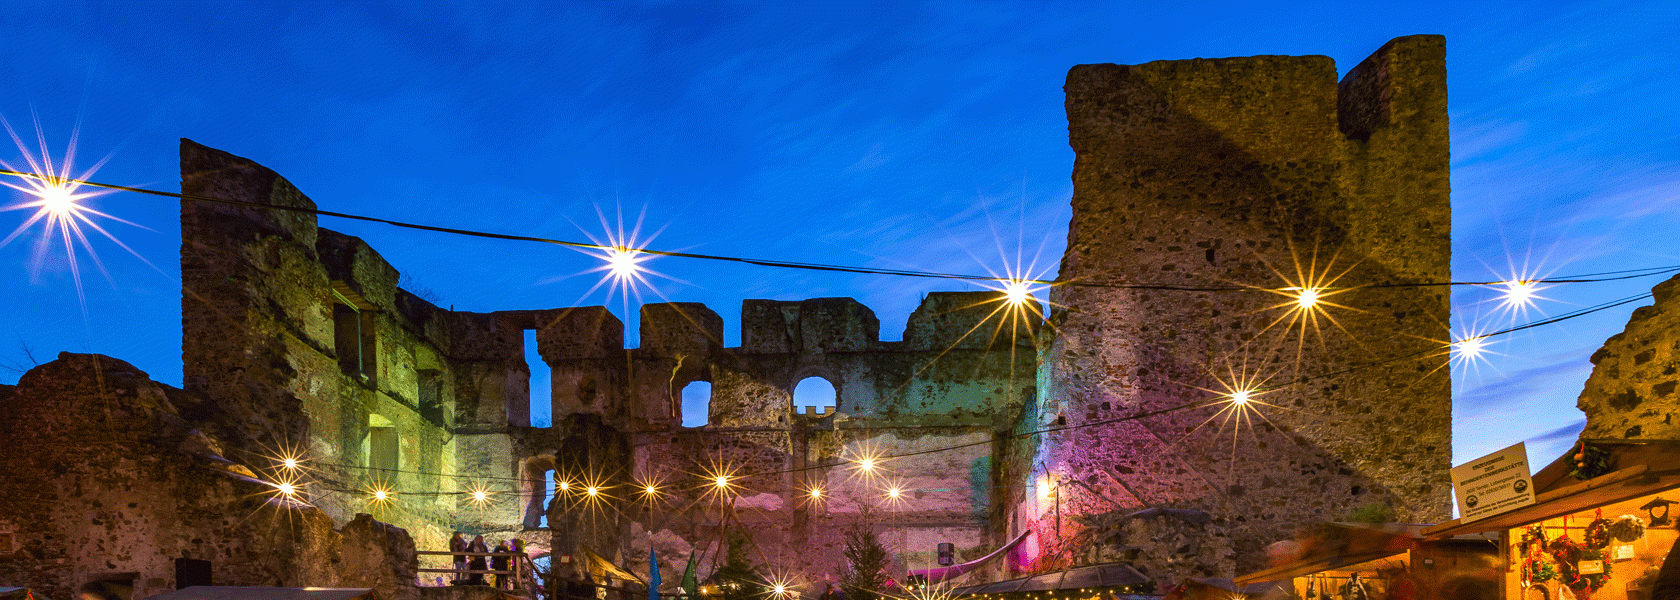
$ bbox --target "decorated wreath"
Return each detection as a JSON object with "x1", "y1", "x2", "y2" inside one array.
[
  {"x1": 1550, "y1": 534, "x2": 1583, "y2": 584},
  {"x1": 1608, "y1": 514, "x2": 1647, "y2": 543},
  {"x1": 1567, "y1": 440, "x2": 1612, "y2": 480},
  {"x1": 1565, "y1": 549, "x2": 1612, "y2": 592},
  {"x1": 1584, "y1": 513, "x2": 1612, "y2": 550}
]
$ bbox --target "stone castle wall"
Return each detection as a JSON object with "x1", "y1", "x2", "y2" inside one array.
[
  {"x1": 1029, "y1": 34, "x2": 1452, "y2": 581},
  {"x1": 3, "y1": 34, "x2": 1461, "y2": 596},
  {"x1": 175, "y1": 139, "x2": 1040, "y2": 590},
  {"x1": 1577, "y1": 274, "x2": 1680, "y2": 440},
  {"x1": 0, "y1": 354, "x2": 418, "y2": 600}
]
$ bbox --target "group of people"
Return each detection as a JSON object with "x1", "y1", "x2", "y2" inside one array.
[{"x1": 448, "y1": 531, "x2": 528, "y2": 589}]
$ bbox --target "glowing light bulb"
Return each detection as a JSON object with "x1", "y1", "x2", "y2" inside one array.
[
  {"x1": 887, "y1": 487, "x2": 902, "y2": 499},
  {"x1": 715, "y1": 476, "x2": 730, "y2": 489},
  {"x1": 586, "y1": 486, "x2": 599, "y2": 497},
  {"x1": 277, "y1": 482, "x2": 295, "y2": 496},
  {"x1": 1454, "y1": 336, "x2": 1487, "y2": 359},
  {"x1": 606, "y1": 247, "x2": 643, "y2": 279},
  {"x1": 282, "y1": 457, "x2": 298, "y2": 470},
  {"x1": 374, "y1": 490, "x2": 388, "y2": 501},
  {"x1": 558, "y1": 480, "x2": 570, "y2": 491},
  {"x1": 473, "y1": 490, "x2": 488, "y2": 502},
  {"x1": 858, "y1": 458, "x2": 875, "y2": 472},
  {"x1": 1229, "y1": 390, "x2": 1252, "y2": 406},
  {"x1": 1003, "y1": 280, "x2": 1033, "y2": 306},
  {"x1": 810, "y1": 488, "x2": 824, "y2": 499},
  {"x1": 1294, "y1": 288, "x2": 1321, "y2": 309},
  {"x1": 38, "y1": 184, "x2": 75, "y2": 216},
  {"x1": 645, "y1": 485, "x2": 658, "y2": 496},
  {"x1": 1502, "y1": 280, "x2": 1537, "y2": 308}
]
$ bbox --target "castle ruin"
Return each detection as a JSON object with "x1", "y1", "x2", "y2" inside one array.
[{"x1": 0, "y1": 35, "x2": 1453, "y2": 599}]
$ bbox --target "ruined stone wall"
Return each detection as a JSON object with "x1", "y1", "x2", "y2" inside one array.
[
  {"x1": 0, "y1": 354, "x2": 418, "y2": 600},
  {"x1": 1032, "y1": 34, "x2": 1452, "y2": 584},
  {"x1": 1576, "y1": 274, "x2": 1680, "y2": 440},
  {"x1": 180, "y1": 140, "x2": 496, "y2": 558},
  {"x1": 521, "y1": 292, "x2": 1037, "y2": 590}
]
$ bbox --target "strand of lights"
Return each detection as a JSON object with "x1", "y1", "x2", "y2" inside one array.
[
  {"x1": 245, "y1": 291, "x2": 1657, "y2": 509},
  {"x1": 3, "y1": 169, "x2": 1675, "y2": 293}
]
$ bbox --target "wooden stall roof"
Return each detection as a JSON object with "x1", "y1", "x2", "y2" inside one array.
[
  {"x1": 1234, "y1": 522, "x2": 1431, "y2": 585},
  {"x1": 144, "y1": 588, "x2": 374, "y2": 600},
  {"x1": 1420, "y1": 440, "x2": 1680, "y2": 539}
]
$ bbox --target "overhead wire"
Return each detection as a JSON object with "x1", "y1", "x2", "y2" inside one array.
[{"x1": 4, "y1": 168, "x2": 1678, "y2": 291}]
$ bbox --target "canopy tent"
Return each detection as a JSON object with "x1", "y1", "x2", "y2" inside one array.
[
  {"x1": 949, "y1": 561, "x2": 1153, "y2": 598},
  {"x1": 907, "y1": 530, "x2": 1032, "y2": 584},
  {"x1": 142, "y1": 588, "x2": 374, "y2": 600},
  {"x1": 1420, "y1": 439, "x2": 1680, "y2": 539},
  {"x1": 579, "y1": 544, "x2": 648, "y2": 587}
]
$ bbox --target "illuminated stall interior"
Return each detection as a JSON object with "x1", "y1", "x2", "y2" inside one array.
[
  {"x1": 1421, "y1": 440, "x2": 1680, "y2": 600},
  {"x1": 1236, "y1": 522, "x2": 1501, "y2": 599}
]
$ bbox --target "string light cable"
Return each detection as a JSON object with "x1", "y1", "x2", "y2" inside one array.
[
  {"x1": 3, "y1": 168, "x2": 1677, "y2": 292},
  {"x1": 257, "y1": 287, "x2": 1658, "y2": 503}
]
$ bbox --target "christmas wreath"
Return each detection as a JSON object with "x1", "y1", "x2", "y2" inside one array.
[
  {"x1": 1565, "y1": 549, "x2": 1612, "y2": 593},
  {"x1": 1584, "y1": 512, "x2": 1612, "y2": 550},
  {"x1": 1550, "y1": 534, "x2": 1583, "y2": 583},
  {"x1": 1567, "y1": 441, "x2": 1612, "y2": 480},
  {"x1": 1608, "y1": 514, "x2": 1646, "y2": 543}
]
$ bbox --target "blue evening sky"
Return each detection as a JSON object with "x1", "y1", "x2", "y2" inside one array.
[{"x1": 2, "y1": 1, "x2": 1677, "y2": 470}]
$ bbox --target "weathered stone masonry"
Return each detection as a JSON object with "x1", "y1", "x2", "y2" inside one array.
[
  {"x1": 1, "y1": 35, "x2": 1458, "y2": 596},
  {"x1": 1025, "y1": 34, "x2": 1452, "y2": 580}
]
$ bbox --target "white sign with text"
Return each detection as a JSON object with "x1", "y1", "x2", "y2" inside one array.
[{"x1": 1451, "y1": 442, "x2": 1536, "y2": 522}]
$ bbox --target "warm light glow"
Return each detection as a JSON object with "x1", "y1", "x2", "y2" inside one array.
[
  {"x1": 374, "y1": 490, "x2": 389, "y2": 501},
  {"x1": 1229, "y1": 389, "x2": 1252, "y2": 406},
  {"x1": 646, "y1": 485, "x2": 659, "y2": 495},
  {"x1": 810, "y1": 487, "x2": 823, "y2": 499},
  {"x1": 557, "y1": 480, "x2": 571, "y2": 491},
  {"x1": 606, "y1": 246, "x2": 644, "y2": 280},
  {"x1": 715, "y1": 476, "x2": 730, "y2": 488},
  {"x1": 773, "y1": 585, "x2": 786, "y2": 595},
  {"x1": 858, "y1": 458, "x2": 876, "y2": 472},
  {"x1": 586, "y1": 486, "x2": 599, "y2": 496},
  {"x1": 1501, "y1": 280, "x2": 1538, "y2": 309},
  {"x1": 282, "y1": 457, "x2": 298, "y2": 470},
  {"x1": 277, "y1": 482, "x2": 296, "y2": 496},
  {"x1": 466, "y1": 483, "x2": 494, "y2": 506},
  {"x1": 1453, "y1": 336, "x2": 1489, "y2": 362},
  {"x1": 1294, "y1": 287, "x2": 1321, "y2": 309},
  {"x1": 1002, "y1": 280, "x2": 1034, "y2": 306},
  {"x1": 38, "y1": 184, "x2": 75, "y2": 215},
  {"x1": 887, "y1": 486, "x2": 902, "y2": 499}
]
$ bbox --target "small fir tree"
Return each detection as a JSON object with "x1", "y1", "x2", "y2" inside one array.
[
  {"x1": 839, "y1": 508, "x2": 890, "y2": 600},
  {"x1": 712, "y1": 527, "x2": 763, "y2": 600}
]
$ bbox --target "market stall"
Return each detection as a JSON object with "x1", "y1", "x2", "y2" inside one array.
[
  {"x1": 1421, "y1": 440, "x2": 1680, "y2": 600},
  {"x1": 1235, "y1": 522, "x2": 1501, "y2": 599}
]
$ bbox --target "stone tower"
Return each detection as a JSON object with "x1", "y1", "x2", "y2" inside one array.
[{"x1": 1029, "y1": 35, "x2": 1452, "y2": 578}]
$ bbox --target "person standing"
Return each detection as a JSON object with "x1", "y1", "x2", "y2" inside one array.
[
  {"x1": 468, "y1": 535, "x2": 490, "y2": 585},
  {"x1": 492, "y1": 540, "x2": 512, "y2": 589},
  {"x1": 449, "y1": 532, "x2": 467, "y2": 585},
  {"x1": 1654, "y1": 534, "x2": 1680, "y2": 600}
]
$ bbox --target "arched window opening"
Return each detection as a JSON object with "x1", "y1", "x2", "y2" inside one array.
[
  {"x1": 681, "y1": 381, "x2": 712, "y2": 427},
  {"x1": 793, "y1": 377, "x2": 837, "y2": 415},
  {"x1": 537, "y1": 468, "x2": 556, "y2": 528},
  {"x1": 526, "y1": 330, "x2": 552, "y2": 427}
]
